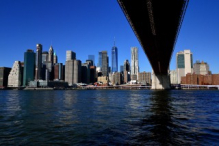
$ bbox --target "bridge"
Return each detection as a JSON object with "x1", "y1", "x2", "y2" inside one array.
[{"x1": 117, "y1": 0, "x2": 189, "y2": 89}]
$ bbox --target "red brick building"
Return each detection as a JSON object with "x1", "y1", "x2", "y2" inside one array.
[{"x1": 181, "y1": 73, "x2": 219, "y2": 85}]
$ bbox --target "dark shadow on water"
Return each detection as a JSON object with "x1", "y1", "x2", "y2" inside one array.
[{"x1": 131, "y1": 90, "x2": 199, "y2": 145}]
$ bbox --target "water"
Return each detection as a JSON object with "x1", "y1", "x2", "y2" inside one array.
[{"x1": 0, "y1": 90, "x2": 219, "y2": 145}]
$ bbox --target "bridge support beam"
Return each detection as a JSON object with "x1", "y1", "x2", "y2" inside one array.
[{"x1": 151, "y1": 72, "x2": 171, "y2": 90}]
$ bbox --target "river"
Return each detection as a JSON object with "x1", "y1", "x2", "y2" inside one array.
[{"x1": 0, "y1": 90, "x2": 219, "y2": 145}]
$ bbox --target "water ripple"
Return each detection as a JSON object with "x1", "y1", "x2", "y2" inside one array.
[{"x1": 0, "y1": 90, "x2": 219, "y2": 145}]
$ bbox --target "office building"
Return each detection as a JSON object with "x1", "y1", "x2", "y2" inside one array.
[
  {"x1": 48, "y1": 46, "x2": 54, "y2": 65},
  {"x1": 138, "y1": 71, "x2": 151, "y2": 85},
  {"x1": 90, "y1": 66, "x2": 96, "y2": 83},
  {"x1": 23, "y1": 49, "x2": 35, "y2": 86},
  {"x1": 73, "y1": 60, "x2": 81, "y2": 83},
  {"x1": 131, "y1": 47, "x2": 139, "y2": 79},
  {"x1": 8, "y1": 61, "x2": 22, "y2": 87},
  {"x1": 111, "y1": 45, "x2": 118, "y2": 72},
  {"x1": 98, "y1": 52, "x2": 102, "y2": 68},
  {"x1": 54, "y1": 63, "x2": 64, "y2": 80},
  {"x1": 112, "y1": 72, "x2": 122, "y2": 85},
  {"x1": 44, "y1": 61, "x2": 53, "y2": 81},
  {"x1": 193, "y1": 61, "x2": 210, "y2": 75},
  {"x1": 35, "y1": 44, "x2": 42, "y2": 80},
  {"x1": 123, "y1": 60, "x2": 131, "y2": 83},
  {"x1": 176, "y1": 50, "x2": 193, "y2": 83},
  {"x1": 101, "y1": 51, "x2": 108, "y2": 76},
  {"x1": 42, "y1": 51, "x2": 48, "y2": 63},
  {"x1": 124, "y1": 60, "x2": 130, "y2": 72},
  {"x1": 170, "y1": 70, "x2": 178, "y2": 84},
  {"x1": 97, "y1": 76, "x2": 109, "y2": 85},
  {"x1": 54, "y1": 52, "x2": 58, "y2": 64},
  {"x1": 66, "y1": 50, "x2": 76, "y2": 61},
  {"x1": 88, "y1": 55, "x2": 95, "y2": 66},
  {"x1": 0, "y1": 67, "x2": 11, "y2": 88},
  {"x1": 65, "y1": 59, "x2": 81, "y2": 86},
  {"x1": 120, "y1": 65, "x2": 123, "y2": 73},
  {"x1": 82, "y1": 62, "x2": 90, "y2": 84}
]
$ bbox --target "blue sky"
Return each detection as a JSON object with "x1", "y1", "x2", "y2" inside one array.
[{"x1": 0, "y1": 0, "x2": 219, "y2": 73}]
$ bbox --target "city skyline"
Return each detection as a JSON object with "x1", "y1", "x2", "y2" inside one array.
[{"x1": 0, "y1": 1, "x2": 219, "y2": 73}]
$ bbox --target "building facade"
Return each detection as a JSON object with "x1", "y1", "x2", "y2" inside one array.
[
  {"x1": 98, "y1": 52, "x2": 102, "y2": 68},
  {"x1": 54, "y1": 52, "x2": 58, "y2": 64},
  {"x1": 0, "y1": 67, "x2": 11, "y2": 88},
  {"x1": 90, "y1": 66, "x2": 96, "y2": 83},
  {"x1": 42, "y1": 51, "x2": 48, "y2": 63},
  {"x1": 176, "y1": 50, "x2": 193, "y2": 84},
  {"x1": 8, "y1": 61, "x2": 22, "y2": 87},
  {"x1": 138, "y1": 72, "x2": 151, "y2": 85},
  {"x1": 123, "y1": 60, "x2": 131, "y2": 83},
  {"x1": 23, "y1": 49, "x2": 35, "y2": 86},
  {"x1": 111, "y1": 46, "x2": 118, "y2": 72},
  {"x1": 35, "y1": 44, "x2": 43, "y2": 80},
  {"x1": 131, "y1": 47, "x2": 139, "y2": 79},
  {"x1": 54, "y1": 63, "x2": 64, "y2": 80},
  {"x1": 65, "y1": 59, "x2": 81, "y2": 86},
  {"x1": 48, "y1": 46, "x2": 54, "y2": 65},
  {"x1": 112, "y1": 72, "x2": 121, "y2": 85},
  {"x1": 170, "y1": 70, "x2": 178, "y2": 84},
  {"x1": 181, "y1": 73, "x2": 219, "y2": 85},
  {"x1": 101, "y1": 51, "x2": 108, "y2": 76},
  {"x1": 193, "y1": 61, "x2": 210, "y2": 75},
  {"x1": 82, "y1": 62, "x2": 90, "y2": 84},
  {"x1": 66, "y1": 50, "x2": 76, "y2": 61}
]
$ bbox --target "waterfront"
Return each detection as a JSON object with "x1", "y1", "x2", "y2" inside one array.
[{"x1": 0, "y1": 90, "x2": 219, "y2": 145}]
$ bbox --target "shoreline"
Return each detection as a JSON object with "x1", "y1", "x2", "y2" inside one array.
[{"x1": 1, "y1": 86, "x2": 219, "y2": 90}]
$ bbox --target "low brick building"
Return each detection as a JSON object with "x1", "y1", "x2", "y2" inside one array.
[{"x1": 181, "y1": 73, "x2": 219, "y2": 85}]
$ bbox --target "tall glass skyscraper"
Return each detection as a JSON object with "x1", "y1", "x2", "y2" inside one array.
[
  {"x1": 23, "y1": 49, "x2": 35, "y2": 86},
  {"x1": 111, "y1": 46, "x2": 118, "y2": 72},
  {"x1": 88, "y1": 55, "x2": 95, "y2": 66},
  {"x1": 98, "y1": 52, "x2": 102, "y2": 68}
]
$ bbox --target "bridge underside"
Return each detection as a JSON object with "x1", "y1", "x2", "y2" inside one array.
[{"x1": 118, "y1": 0, "x2": 189, "y2": 89}]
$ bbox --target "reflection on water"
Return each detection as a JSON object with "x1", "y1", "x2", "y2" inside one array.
[{"x1": 0, "y1": 90, "x2": 219, "y2": 145}]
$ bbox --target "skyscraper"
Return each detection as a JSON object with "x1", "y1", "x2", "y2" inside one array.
[
  {"x1": 176, "y1": 50, "x2": 193, "y2": 83},
  {"x1": 131, "y1": 47, "x2": 139, "y2": 79},
  {"x1": 54, "y1": 52, "x2": 58, "y2": 64},
  {"x1": 102, "y1": 51, "x2": 108, "y2": 76},
  {"x1": 48, "y1": 46, "x2": 54, "y2": 65},
  {"x1": 54, "y1": 63, "x2": 63, "y2": 80},
  {"x1": 111, "y1": 45, "x2": 118, "y2": 72},
  {"x1": 193, "y1": 60, "x2": 209, "y2": 75},
  {"x1": 35, "y1": 44, "x2": 42, "y2": 80},
  {"x1": 65, "y1": 51, "x2": 81, "y2": 85},
  {"x1": 88, "y1": 55, "x2": 95, "y2": 66},
  {"x1": 82, "y1": 62, "x2": 90, "y2": 84},
  {"x1": 66, "y1": 50, "x2": 76, "y2": 61},
  {"x1": 23, "y1": 49, "x2": 35, "y2": 86},
  {"x1": 123, "y1": 60, "x2": 130, "y2": 83},
  {"x1": 123, "y1": 60, "x2": 130, "y2": 72},
  {"x1": 98, "y1": 52, "x2": 102, "y2": 68},
  {"x1": 120, "y1": 65, "x2": 123, "y2": 73},
  {"x1": 8, "y1": 61, "x2": 22, "y2": 87},
  {"x1": 42, "y1": 51, "x2": 48, "y2": 63}
]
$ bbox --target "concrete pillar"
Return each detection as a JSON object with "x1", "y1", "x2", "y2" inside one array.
[{"x1": 151, "y1": 72, "x2": 171, "y2": 90}]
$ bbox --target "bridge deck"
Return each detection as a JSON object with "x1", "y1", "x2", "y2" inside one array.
[{"x1": 118, "y1": 0, "x2": 189, "y2": 74}]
